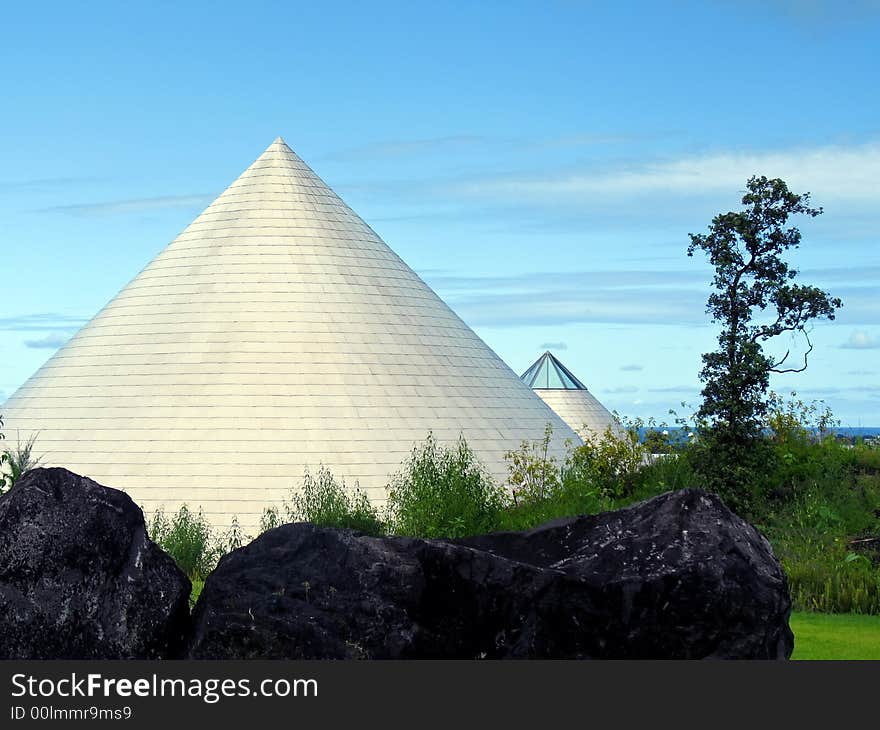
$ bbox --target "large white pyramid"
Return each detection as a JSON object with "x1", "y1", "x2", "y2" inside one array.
[{"x1": 3, "y1": 138, "x2": 577, "y2": 529}]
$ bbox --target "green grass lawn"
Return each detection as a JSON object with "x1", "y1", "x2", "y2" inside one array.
[{"x1": 791, "y1": 611, "x2": 880, "y2": 660}]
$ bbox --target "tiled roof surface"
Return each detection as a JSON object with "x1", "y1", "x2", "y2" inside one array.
[{"x1": 3, "y1": 138, "x2": 577, "y2": 529}]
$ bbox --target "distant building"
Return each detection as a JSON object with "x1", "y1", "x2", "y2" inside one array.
[
  {"x1": 2, "y1": 138, "x2": 577, "y2": 530},
  {"x1": 521, "y1": 351, "x2": 621, "y2": 439}
]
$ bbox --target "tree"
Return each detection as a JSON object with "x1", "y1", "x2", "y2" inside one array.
[{"x1": 687, "y1": 176, "x2": 841, "y2": 511}]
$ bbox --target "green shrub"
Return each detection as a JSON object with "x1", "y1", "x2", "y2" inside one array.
[
  {"x1": 221, "y1": 516, "x2": 247, "y2": 554},
  {"x1": 504, "y1": 424, "x2": 563, "y2": 504},
  {"x1": 567, "y1": 424, "x2": 646, "y2": 500},
  {"x1": 853, "y1": 441, "x2": 880, "y2": 476},
  {"x1": 259, "y1": 505, "x2": 282, "y2": 533},
  {"x1": 688, "y1": 426, "x2": 776, "y2": 517},
  {"x1": 1, "y1": 431, "x2": 43, "y2": 492},
  {"x1": 149, "y1": 505, "x2": 220, "y2": 582},
  {"x1": 386, "y1": 433, "x2": 505, "y2": 538},
  {"x1": 0, "y1": 415, "x2": 7, "y2": 494},
  {"x1": 621, "y1": 450, "x2": 698, "y2": 504},
  {"x1": 499, "y1": 424, "x2": 610, "y2": 530},
  {"x1": 286, "y1": 465, "x2": 385, "y2": 536},
  {"x1": 758, "y1": 453, "x2": 880, "y2": 614},
  {"x1": 498, "y1": 479, "x2": 610, "y2": 532}
]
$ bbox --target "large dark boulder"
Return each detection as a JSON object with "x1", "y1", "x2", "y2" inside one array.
[
  {"x1": 188, "y1": 488, "x2": 792, "y2": 659},
  {"x1": 459, "y1": 488, "x2": 794, "y2": 659},
  {"x1": 0, "y1": 467, "x2": 191, "y2": 659},
  {"x1": 188, "y1": 525, "x2": 562, "y2": 659}
]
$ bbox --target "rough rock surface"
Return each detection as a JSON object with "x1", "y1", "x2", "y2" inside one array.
[
  {"x1": 189, "y1": 488, "x2": 793, "y2": 659},
  {"x1": 459, "y1": 488, "x2": 794, "y2": 659},
  {"x1": 0, "y1": 468, "x2": 191, "y2": 659}
]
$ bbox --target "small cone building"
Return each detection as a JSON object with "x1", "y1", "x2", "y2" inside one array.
[
  {"x1": 521, "y1": 351, "x2": 620, "y2": 439},
  {"x1": 2, "y1": 138, "x2": 577, "y2": 530}
]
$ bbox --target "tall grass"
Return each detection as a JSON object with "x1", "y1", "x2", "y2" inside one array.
[
  {"x1": 386, "y1": 433, "x2": 505, "y2": 538},
  {"x1": 149, "y1": 505, "x2": 220, "y2": 582},
  {"x1": 286, "y1": 465, "x2": 384, "y2": 536}
]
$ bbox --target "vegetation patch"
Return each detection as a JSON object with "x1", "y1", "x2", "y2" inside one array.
[
  {"x1": 791, "y1": 612, "x2": 880, "y2": 660},
  {"x1": 386, "y1": 434, "x2": 505, "y2": 538},
  {"x1": 273, "y1": 465, "x2": 384, "y2": 537}
]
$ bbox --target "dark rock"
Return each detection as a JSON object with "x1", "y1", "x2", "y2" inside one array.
[
  {"x1": 0, "y1": 468, "x2": 191, "y2": 659},
  {"x1": 459, "y1": 488, "x2": 794, "y2": 659},
  {"x1": 189, "y1": 488, "x2": 792, "y2": 659},
  {"x1": 188, "y1": 524, "x2": 560, "y2": 659}
]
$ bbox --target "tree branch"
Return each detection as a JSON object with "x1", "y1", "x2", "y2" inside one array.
[
  {"x1": 770, "y1": 331, "x2": 813, "y2": 374},
  {"x1": 773, "y1": 349, "x2": 791, "y2": 368}
]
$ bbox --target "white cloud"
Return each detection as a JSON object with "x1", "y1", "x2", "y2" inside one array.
[
  {"x1": 23, "y1": 332, "x2": 70, "y2": 349},
  {"x1": 841, "y1": 330, "x2": 880, "y2": 349},
  {"x1": 45, "y1": 194, "x2": 213, "y2": 216},
  {"x1": 323, "y1": 135, "x2": 488, "y2": 161},
  {"x1": 604, "y1": 385, "x2": 639, "y2": 394},
  {"x1": 455, "y1": 141, "x2": 880, "y2": 205},
  {"x1": 0, "y1": 313, "x2": 86, "y2": 333},
  {"x1": 432, "y1": 267, "x2": 877, "y2": 329}
]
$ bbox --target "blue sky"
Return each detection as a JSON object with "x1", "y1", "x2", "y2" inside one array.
[{"x1": 1, "y1": 0, "x2": 878, "y2": 424}]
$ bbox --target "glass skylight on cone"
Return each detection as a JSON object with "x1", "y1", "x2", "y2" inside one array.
[
  {"x1": 520, "y1": 352, "x2": 587, "y2": 390},
  {"x1": 520, "y1": 351, "x2": 621, "y2": 438}
]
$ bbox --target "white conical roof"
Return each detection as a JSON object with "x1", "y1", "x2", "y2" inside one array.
[
  {"x1": 3, "y1": 138, "x2": 577, "y2": 529},
  {"x1": 521, "y1": 352, "x2": 621, "y2": 439}
]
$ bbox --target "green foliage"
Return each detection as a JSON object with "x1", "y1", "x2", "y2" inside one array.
[
  {"x1": 688, "y1": 426, "x2": 775, "y2": 516},
  {"x1": 504, "y1": 423, "x2": 562, "y2": 504},
  {"x1": 149, "y1": 505, "x2": 221, "y2": 582},
  {"x1": 286, "y1": 465, "x2": 384, "y2": 536},
  {"x1": 567, "y1": 424, "x2": 646, "y2": 500},
  {"x1": 641, "y1": 427, "x2": 677, "y2": 455},
  {"x1": 621, "y1": 449, "x2": 697, "y2": 503},
  {"x1": 0, "y1": 415, "x2": 7, "y2": 494},
  {"x1": 687, "y1": 176, "x2": 841, "y2": 507},
  {"x1": 499, "y1": 425, "x2": 606, "y2": 531},
  {"x1": 259, "y1": 505, "x2": 282, "y2": 534},
  {"x1": 767, "y1": 390, "x2": 839, "y2": 443},
  {"x1": 1, "y1": 431, "x2": 43, "y2": 492},
  {"x1": 221, "y1": 516, "x2": 247, "y2": 554},
  {"x1": 584, "y1": 395, "x2": 880, "y2": 616},
  {"x1": 853, "y1": 443, "x2": 880, "y2": 475},
  {"x1": 386, "y1": 433, "x2": 505, "y2": 538},
  {"x1": 792, "y1": 525, "x2": 880, "y2": 614},
  {"x1": 744, "y1": 396, "x2": 880, "y2": 614},
  {"x1": 189, "y1": 580, "x2": 205, "y2": 609},
  {"x1": 498, "y1": 476, "x2": 609, "y2": 532}
]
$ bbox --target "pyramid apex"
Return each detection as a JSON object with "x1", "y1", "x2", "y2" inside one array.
[
  {"x1": 243, "y1": 136, "x2": 309, "y2": 174},
  {"x1": 521, "y1": 351, "x2": 587, "y2": 391}
]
